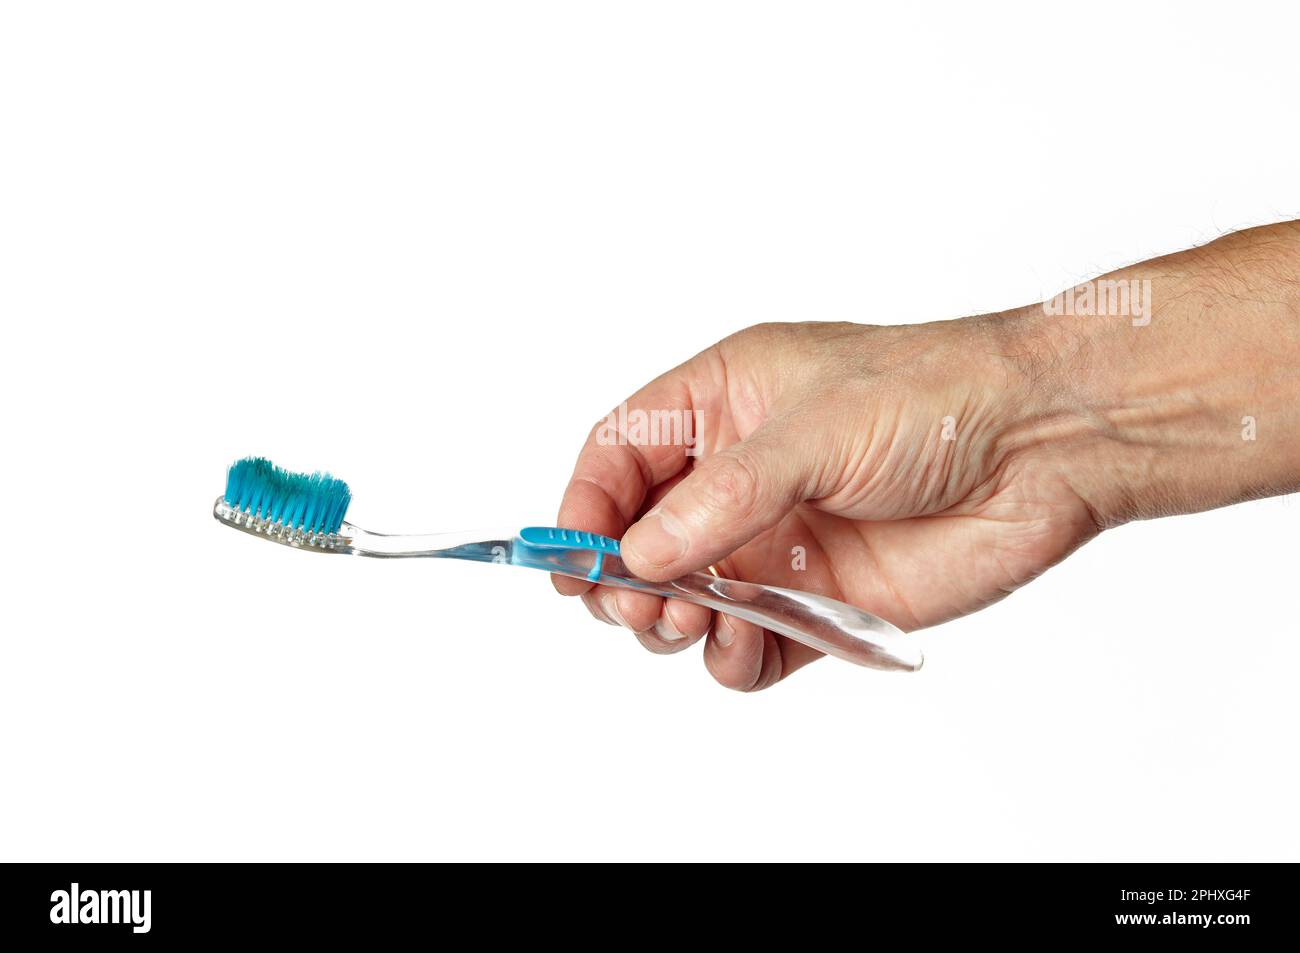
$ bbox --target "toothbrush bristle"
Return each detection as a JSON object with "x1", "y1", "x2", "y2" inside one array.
[{"x1": 223, "y1": 457, "x2": 352, "y2": 535}]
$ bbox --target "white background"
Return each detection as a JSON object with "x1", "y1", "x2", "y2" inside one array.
[{"x1": 2, "y1": 2, "x2": 1297, "y2": 861}]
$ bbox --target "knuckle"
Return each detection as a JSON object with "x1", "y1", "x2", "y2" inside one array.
[
  {"x1": 698, "y1": 450, "x2": 763, "y2": 519},
  {"x1": 621, "y1": 603, "x2": 660, "y2": 632}
]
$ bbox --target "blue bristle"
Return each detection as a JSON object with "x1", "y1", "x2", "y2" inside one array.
[
  {"x1": 286, "y1": 482, "x2": 308, "y2": 530},
  {"x1": 300, "y1": 478, "x2": 321, "y2": 534},
  {"x1": 222, "y1": 457, "x2": 352, "y2": 534}
]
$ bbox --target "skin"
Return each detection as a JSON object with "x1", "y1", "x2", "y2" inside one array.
[{"x1": 553, "y1": 222, "x2": 1300, "y2": 691}]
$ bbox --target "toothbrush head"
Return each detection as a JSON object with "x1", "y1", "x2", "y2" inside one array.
[{"x1": 213, "y1": 456, "x2": 352, "y2": 550}]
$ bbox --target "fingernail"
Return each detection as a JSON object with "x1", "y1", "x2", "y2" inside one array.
[
  {"x1": 602, "y1": 592, "x2": 628, "y2": 628},
  {"x1": 715, "y1": 615, "x2": 735, "y2": 648},
  {"x1": 655, "y1": 615, "x2": 687, "y2": 642},
  {"x1": 625, "y1": 511, "x2": 688, "y2": 568}
]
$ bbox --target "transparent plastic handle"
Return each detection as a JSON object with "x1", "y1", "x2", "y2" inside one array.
[{"x1": 512, "y1": 527, "x2": 921, "y2": 672}]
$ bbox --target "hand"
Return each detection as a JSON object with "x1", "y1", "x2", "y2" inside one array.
[
  {"x1": 554, "y1": 223, "x2": 1300, "y2": 690},
  {"x1": 552, "y1": 319, "x2": 1098, "y2": 689}
]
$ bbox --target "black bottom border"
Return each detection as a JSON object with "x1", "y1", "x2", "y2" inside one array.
[{"x1": 0, "y1": 862, "x2": 1288, "y2": 944}]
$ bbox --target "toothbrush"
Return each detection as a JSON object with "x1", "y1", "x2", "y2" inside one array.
[{"x1": 213, "y1": 457, "x2": 922, "y2": 672}]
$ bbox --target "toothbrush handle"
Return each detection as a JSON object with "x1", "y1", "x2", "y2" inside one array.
[
  {"x1": 513, "y1": 527, "x2": 921, "y2": 672},
  {"x1": 613, "y1": 568, "x2": 922, "y2": 672}
]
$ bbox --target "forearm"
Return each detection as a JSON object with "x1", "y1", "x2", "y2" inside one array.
[{"x1": 1001, "y1": 221, "x2": 1300, "y2": 526}]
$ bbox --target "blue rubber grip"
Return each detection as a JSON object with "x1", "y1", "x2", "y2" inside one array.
[
  {"x1": 517, "y1": 526, "x2": 622, "y2": 554},
  {"x1": 515, "y1": 526, "x2": 621, "y2": 581}
]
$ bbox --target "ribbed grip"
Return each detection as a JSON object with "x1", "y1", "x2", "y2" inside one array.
[{"x1": 517, "y1": 526, "x2": 621, "y2": 554}]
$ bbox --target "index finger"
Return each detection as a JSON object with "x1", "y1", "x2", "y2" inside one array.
[{"x1": 551, "y1": 352, "x2": 719, "y2": 596}]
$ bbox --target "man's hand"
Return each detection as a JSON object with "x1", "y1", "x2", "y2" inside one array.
[{"x1": 554, "y1": 223, "x2": 1300, "y2": 690}]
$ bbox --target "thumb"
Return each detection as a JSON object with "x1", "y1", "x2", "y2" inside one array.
[{"x1": 620, "y1": 421, "x2": 818, "y2": 581}]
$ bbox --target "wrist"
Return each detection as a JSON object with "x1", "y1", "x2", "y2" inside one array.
[{"x1": 993, "y1": 225, "x2": 1300, "y2": 527}]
